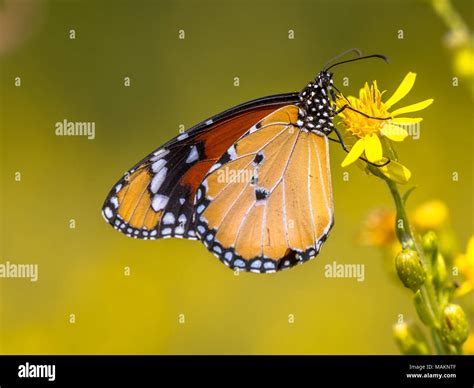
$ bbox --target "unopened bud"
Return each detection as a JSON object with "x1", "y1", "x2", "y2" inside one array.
[
  {"x1": 393, "y1": 321, "x2": 431, "y2": 355},
  {"x1": 440, "y1": 304, "x2": 469, "y2": 345},
  {"x1": 395, "y1": 249, "x2": 426, "y2": 292},
  {"x1": 433, "y1": 253, "x2": 447, "y2": 287},
  {"x1": 422, "y1": 231, "x2": 438, "y2": 255}
]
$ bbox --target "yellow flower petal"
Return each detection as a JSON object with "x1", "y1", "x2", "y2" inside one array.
[
  {"x1": 381, "y1": 123, "x2": 409, "y2": 142},
  {"x1": 341, "y1": 138, "x2": 365, "y2": 167},
  {"x1": 359, "y1": 82, "x2": 370, "y2": 100},
  {"x1": 454, "y1": 282, "x2": 472, "y2": 298},
  {"x1": 413, "y1": 200, "x2": 449, "y2": 230},
  {"x1": 391, "y1": 99, "x2": 434, "y2": 117},
  {"x1": 391, "y1": 117, "x2": 423, "y2": 124},
  {"x1": 467, "y1": 236, "x2": 474, "y2": 260},
  {"x1": 365, "y1": 134, "x2": 383, "y2": 162},
  {"x1": 379, "y1": 161, "x2": 412, "y2": 184},
  {"x1": 460, "y1": 236, "x2": 474, "y2": 279},
  {"x1": 384, "y1": 72, "x2": 417, "y2": 108},
  {"x1": 455, "y1": 47, "x2": 474, "y2": 78},
  {"x1": 463, "y1": 332, "x2": 474, "y2": 355}
]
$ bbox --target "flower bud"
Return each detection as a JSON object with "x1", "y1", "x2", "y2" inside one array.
[
  {"x1": 393, "y1": 321, "x2": 431, "y2": 355},
  {"x1": 395, "y1": 249, "x2": 426, "y2": 291},
  {"x1": 433, "y1": 253, "x2": 447, "y2": 288},
  {"x1": 440, "y1": 304, "x2": 469, "y2": 346},
  {"x1": 422, "y1": 231, "x2": 438, "y2": 255}
]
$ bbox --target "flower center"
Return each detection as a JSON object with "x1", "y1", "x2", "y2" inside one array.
[{"x1": 338, "y1": 83, "x2": 390, "y2": 138}]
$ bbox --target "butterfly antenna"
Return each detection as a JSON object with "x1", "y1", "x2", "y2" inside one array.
[
  {"x1": 322, "y1": 48, "x2": 362, "y2": 70},
  {"x1": 325, "y1": 54, "x2": 390, "y2": 72}
]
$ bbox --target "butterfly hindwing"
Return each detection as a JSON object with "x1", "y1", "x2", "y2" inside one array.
[
  {"x1": 194, "y1": 105, "x2": 334, "y2": 273},
  {"x1": 102, "y1": 94, "x2": 299, "y2": 240}
]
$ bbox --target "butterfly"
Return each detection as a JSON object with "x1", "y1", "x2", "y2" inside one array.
[{"x1": 102, "y1": 49, "x2": 389, "y2": 273}]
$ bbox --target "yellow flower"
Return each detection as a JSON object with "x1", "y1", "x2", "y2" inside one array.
[
  {"x1": 454, "y1": 236, "x2": 474, "y2": 297},
  {"x1": 358, "y1": 208, "x2": 397, "y2": 247},
  {"x1": 337, "y1": 72, "x2": 433, "y2": 182},
  {"x1": 454, "y1": 46, "x2": 474, "y2": 78},
  {"x1": 412, "y1": 200, "x2": 449, "y2": 231},
  {"x1": 464, "y1": 332, "x2": 474, "y2": 355}
]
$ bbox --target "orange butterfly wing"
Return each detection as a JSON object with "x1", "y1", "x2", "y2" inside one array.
[
  {"x1": 194, "y1": 105, "x2": 334, "y2": 272},
  {"x1": 102, "y1": 95, "x2": 298, "y2": 240}
]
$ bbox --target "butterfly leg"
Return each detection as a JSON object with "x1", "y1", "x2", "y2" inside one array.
[
  {"x1": 334, "y1": 104, "x2": 392, "y2": 121},
  {"x1": 331, "y1": 84, "x2": 351, "y2": 106}
]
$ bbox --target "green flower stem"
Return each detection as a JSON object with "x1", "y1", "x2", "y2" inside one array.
[
  {"x1": 385, "y1": 178, "x2": 415, "y2": 248},
  {"x1": 432, "y1": 329, "x2": 447, "y2": 355},
  {"x1": 430, "y1": 0, "x2": 469, "y2": 35},
  {"x1": 367, "y1": 164, "x2": 447, "y2": 354}
]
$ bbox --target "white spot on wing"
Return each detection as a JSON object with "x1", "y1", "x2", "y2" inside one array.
[
  {"x1": 110, "y1": 196, "x2": 119, "y2": 209},
  {"x1": 151, "y1": 194, "x2": 169, "y2": 212},
  {"x1": 177, "y1": 133, "x2": 189, "y2": 141},
  {"x1": 227, "y1": 145, "x2": 237, "y2": 160},
  {"x1": 151, "y1": 159, "x2": 166, "y2": 173},
  {"x1": 163, "y1": 212, "x2": 175, "y2": 225},
  {"x1": 249, "y1": 124, "x2": 259, "y2": 134},
  {"x1": 151, "y1": 149, "x2": 169, "y2": 161},
  {"x1": 251, "y1": 260, "x2": 262, "y2": 269},
  {"x1": 150, "y1": 167, "x2": 168, "y2": 194},
  {"x1": 209, "y1": 163, "x2": 221, "y2": 173},
  {"x1": 197, "y1": 204, "x2": 205, "y2": 214},
  {"x1": 161, "y1": 228, "x2": 172, "y2": 235},
  {"x1": 186, "y1": 145, "x2": 199, "y2": 163},
  {"x1": 104, "y1": 207, "x2": 113, "y2": 219}
]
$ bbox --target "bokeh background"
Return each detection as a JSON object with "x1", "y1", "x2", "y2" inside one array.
[{"x1": 1, "y1": 0, "x2": 472, "y2": 354}]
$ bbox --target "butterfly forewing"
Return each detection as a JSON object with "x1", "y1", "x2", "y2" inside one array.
[{"x1": 102, "y1": 94, "x2": 298, "y2": 240}]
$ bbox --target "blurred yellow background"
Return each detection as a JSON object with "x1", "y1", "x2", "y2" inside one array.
[{"x1": 1, "y1": 0, "x2": 472, "y2": 354}]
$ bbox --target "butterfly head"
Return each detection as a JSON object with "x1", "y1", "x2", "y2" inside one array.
[{"x1": 316, "y1": 70, "x2": 333, "y2": 89}]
